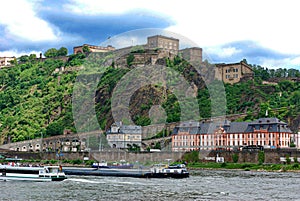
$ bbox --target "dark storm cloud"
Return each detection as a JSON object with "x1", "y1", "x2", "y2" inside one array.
[{"x1": 39, "y1": 10, "x2": 172, "y2": 44}]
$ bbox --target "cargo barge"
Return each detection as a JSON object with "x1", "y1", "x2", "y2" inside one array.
[{"x1": 63, "y1": 164, "x2": 189, "y2": 179}]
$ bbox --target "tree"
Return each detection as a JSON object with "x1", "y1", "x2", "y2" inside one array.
[
  {"x1": 57, "y1": 47, "x2": 68, "y2": 56},
  {"x1": 66, "y1": 53, "x2": 86, "y2": 66},
  {"x1": 130, "y1": 45, "x2": 145, "y2": 53},
  {"x1": 242, "y1": 58, "x2": 248, "y2": 64},
  {"x1": 258, "y1": 151, "x2": 265, "y2": 164},
  {"x1": 29, "y1": 54, "x2": 37, "y2": 61},
  {"x1": 44, "y1": 48, "x2": 58, "y2": 58},
  {"x1": 232, "y1": 153, "x2": 239, "y2": 163},
  {"x1": 279, "y1": 80, "x2": 295, "y2": 92},
  {"x1": 275, "y1": 68, "x2": 284, "y2": 77},
  {"x1": 126, "y1": 54, "x2": 135, "y2": 66},
  {"x1": 19, "y1": 55, "x2": 29, "y2": 62},
  {"x1": 290, "y1": 91, "x2": 300, "y2": 106},
  {"x1": 82, "y1": 45, "x2": 90, "y2": 53},
  {"x1": 46, "y1": 121, "x2": 64, "y2": 136}
]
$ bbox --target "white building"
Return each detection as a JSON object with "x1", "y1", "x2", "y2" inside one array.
[
  {"x1": 0, "y1": 57, "x2": 15, "y2": 67},
  {"x1": 106, "y1": 122, "x2": 142, "y2": 149}
]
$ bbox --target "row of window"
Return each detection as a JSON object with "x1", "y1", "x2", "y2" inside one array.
[
  {"x1": 148, "y1": 40, "x2": 178, "y2": 50},
  {"x1": 225, "y1": 68, "x2": 239, "y2": 73},
  {"x1": 173, "y1": 139, "x2": 290, "y2": 147},
  {"x1": 149, "y1": 40, "x2": 177, "y2": 46},
  {"x1": 225, "y1": 74, "x2": 239, "y2": 79},
  {"x1": 174, "y1": 133, "x2": 290, "y2": 140}
]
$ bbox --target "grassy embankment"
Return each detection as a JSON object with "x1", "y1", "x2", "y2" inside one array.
[{"x1": 187, "y1": 162, "x2": 300, "y2": 172}]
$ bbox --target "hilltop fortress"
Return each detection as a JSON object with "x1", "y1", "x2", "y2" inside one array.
[{"x1": 73, "y1": 35, "x2": 254, "y2": 84}]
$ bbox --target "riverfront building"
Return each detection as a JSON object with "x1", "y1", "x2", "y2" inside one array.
[
  {"x1": 106, "y1": 122, "x2": 142, "y2": 149},
  {"x1": 171, "y1": 118, "x2": 292, "y2": 152}
]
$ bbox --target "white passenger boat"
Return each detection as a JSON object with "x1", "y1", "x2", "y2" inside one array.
[
  {"x1": 149, "y1": 164, "x2": 189, "y2": 178},
  {"x1": 0, "y1": 165, "x2": 67, "y2": 182}
]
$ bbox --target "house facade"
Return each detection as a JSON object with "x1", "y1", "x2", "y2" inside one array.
[
  {"x1": 215, "y1": 61, "x2": 254, "y2": 84},
  {"x1": 172, "y1": 118, "x2": 292, "y2": 152},
  {"x1": 73, "y1": 44, "x2": 115, "y2": 54},
  {"x1": 0, "y1": 57, "x2": 16, "y2": 67},
  {"x1": 106, "y1": 122, "x2": 142, "y2": 149}
]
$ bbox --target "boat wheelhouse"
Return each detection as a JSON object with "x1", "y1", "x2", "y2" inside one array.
[{"x1": 150, "y1": 163, "x2": 189, "y2": 178}]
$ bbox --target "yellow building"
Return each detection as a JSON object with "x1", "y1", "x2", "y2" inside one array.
[
  {"x1": 73, "y1": 44, "x2": 115, "y2": 54},
  {"x1": 215, "y1": 61, "x2": 254, "y2": 84}
]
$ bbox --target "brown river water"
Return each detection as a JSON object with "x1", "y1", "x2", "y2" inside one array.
[{"x1": 1, "y1": 169, "x2": 300, "y2": 201}]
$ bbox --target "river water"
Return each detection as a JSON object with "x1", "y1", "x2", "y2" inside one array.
[{"x1": 1, "y1": 169, "x2": 300, "y2": 201}]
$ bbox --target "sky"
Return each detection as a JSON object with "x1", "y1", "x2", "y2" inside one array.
[{"x1": 0, "y1": 0, "x2": 300, "y2": 70}]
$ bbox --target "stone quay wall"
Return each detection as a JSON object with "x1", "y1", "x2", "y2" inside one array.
[
  {"x1": 1, "y1": 150, "x2": 185, "y2": 164},
  {"x1": 2, "y1": 149, "x2": 300, "y2": 164}
]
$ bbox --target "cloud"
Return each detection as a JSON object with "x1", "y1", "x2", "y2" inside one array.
[
  {"x1": 63, "y1": 0, "x2": 175, "y2": 18},
  {"x1": 204, "y1": 41, "x2": 300, "y2": 69},
  {"x1": 206, "y1": 46, "x2": 242, "y2": 59},
  {"x1": 290, "y1": 56, "x2": 300, "y2": 66},
  {"x1": 63, "y1": 0, "x2": 300, "y2": 56},
  {"x1": 0, "y1": 49, "x2": 41, "y2": 58},
  {"x1": 0, "y1": 0, "x2": 58, "y2": 42},
  {"x1": 0, "y1": 0, "x2": 172, "y2": 56},
  {"x1": 259, "y1": 57, "x2": 300, "y2": 70},
  {"x1": 38, "y1": 9, "x2": 172, "y2": 44},
  {"x1": 0, "y1": 0, "x2": 300, "y2": 70}
]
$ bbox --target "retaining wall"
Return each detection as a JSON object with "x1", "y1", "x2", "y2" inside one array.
[{"x1": 2, "y1": 149, "x2": 300, "y2": 164}]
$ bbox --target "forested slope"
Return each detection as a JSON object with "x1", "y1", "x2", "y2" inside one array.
[{"x1": 0, "y1": 54, "x2": 299, "y2": 144}]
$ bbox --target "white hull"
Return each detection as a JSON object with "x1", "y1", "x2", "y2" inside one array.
[
  {"x1": 0, "y1": 165, "x2": 67, "y2": 182},
  {"x1": 0, "y1": 174, "x2": 53, "y2": 182}
]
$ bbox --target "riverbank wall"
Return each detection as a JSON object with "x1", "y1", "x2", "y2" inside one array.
[
  {"x1": 0, "y1": 150, "x2": 185, "y2": 163},
  {"x1": 1, "y1": 149, "x2": 300, "y2": 164}
]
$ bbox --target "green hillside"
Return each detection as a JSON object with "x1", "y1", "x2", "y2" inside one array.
[{"x1": 0, "y1": 53, "x2": 299, "y2": 144}]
